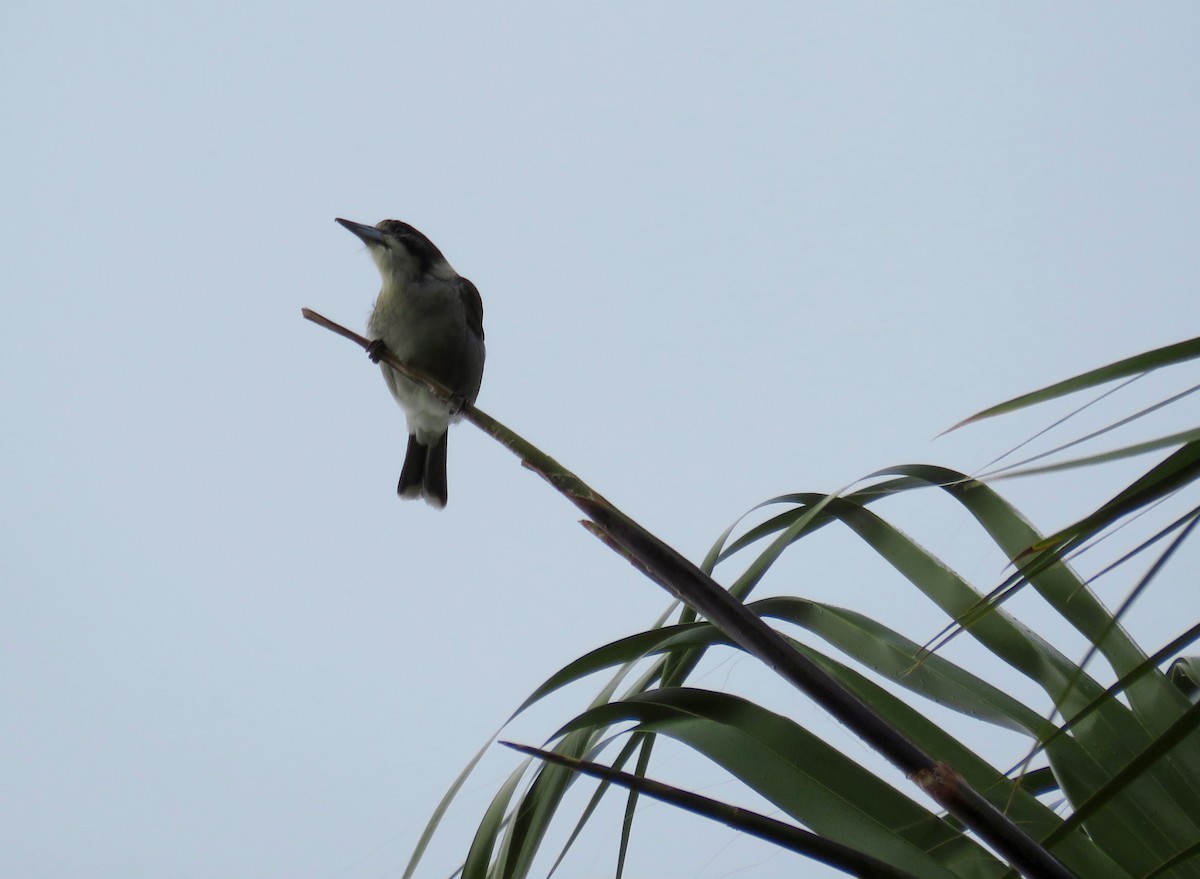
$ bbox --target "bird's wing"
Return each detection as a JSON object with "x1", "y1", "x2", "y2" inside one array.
[{"x1": 459, "y1": 277, "x2": 485, "y2": 341}]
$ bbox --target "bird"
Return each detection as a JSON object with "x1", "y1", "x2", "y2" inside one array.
[{"x1": 336, "y1": 218, "x2": 485, "y2": 507}]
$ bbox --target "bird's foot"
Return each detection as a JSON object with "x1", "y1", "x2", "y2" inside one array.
[
  {"x1": 365, "y1": 339, "x2": 385, "y2": 363},
  {"x1": 448, "y1": 393, "x2": 469, "y2": 415}
]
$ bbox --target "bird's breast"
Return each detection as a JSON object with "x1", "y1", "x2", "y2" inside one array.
[{"x1": 367, "y1": 281, "x2": 484, "y2": 400}]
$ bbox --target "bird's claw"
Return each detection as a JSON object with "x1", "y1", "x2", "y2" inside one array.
[{"x1": 365, "y1": 339, "x2": 385, "y2": 363}]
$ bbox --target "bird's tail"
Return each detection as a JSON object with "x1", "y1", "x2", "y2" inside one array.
[{"x1": 397, "y1": 433, "x2": 449, "y2": 508}]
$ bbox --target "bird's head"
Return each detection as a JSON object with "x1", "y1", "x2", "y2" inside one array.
[{"x1": 336, "y1": 218, "x2": 457, "y2": 282}]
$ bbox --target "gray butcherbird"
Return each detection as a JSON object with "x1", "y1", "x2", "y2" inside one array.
[{"x1": 336, "y1": 218, "x2": 485, "y2": 508}]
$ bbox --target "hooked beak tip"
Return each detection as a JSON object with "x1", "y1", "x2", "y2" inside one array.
[{"x1": 335, "y1": 217, "x2": 384, "y2": 246}]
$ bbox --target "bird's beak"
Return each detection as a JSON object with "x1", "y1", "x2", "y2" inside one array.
[{"x1": 336, "y1": 217, "x2": 385, "y2": 246}]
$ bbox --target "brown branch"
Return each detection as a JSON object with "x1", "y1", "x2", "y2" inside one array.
[{"x1": 302, "y1": 307, "x2": 1079, "y2": 879}]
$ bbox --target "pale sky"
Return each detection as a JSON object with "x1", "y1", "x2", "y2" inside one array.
[{"x1": 3, "y1": 3, "x2": 1199, "y2": 878}]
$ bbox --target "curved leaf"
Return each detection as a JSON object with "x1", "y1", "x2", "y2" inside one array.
[
  {"x1": 950, "y1": 336, "x2": 1200, "y2": 428},
  {"x1": 556, "y1": 687, "x2": 994, "y2": 879},
  {"x1": 503, "y1": 741, "x2": 923, "y2": 879}
]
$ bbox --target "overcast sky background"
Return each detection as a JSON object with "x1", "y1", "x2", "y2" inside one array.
[{"x1": 4, "y1": 3, "x2": 1200, "y2": 878}]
